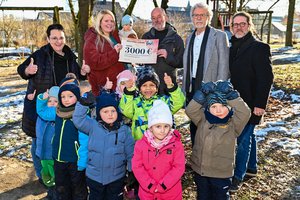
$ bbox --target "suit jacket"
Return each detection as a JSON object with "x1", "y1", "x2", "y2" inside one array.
[
  {"x1": 182, "y1": 27, "x2": 230, "y2": 94},
  {"x1": 229, "y1": 34, "x2": 273, "y2": 124}
]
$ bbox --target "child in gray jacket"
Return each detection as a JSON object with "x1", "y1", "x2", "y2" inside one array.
[
  {"x1": 73, "y1": 91, "x2": 135, "y2": 200},
  {"x1": 185, "y1": 81, "x2": 251, "y2": 200}
]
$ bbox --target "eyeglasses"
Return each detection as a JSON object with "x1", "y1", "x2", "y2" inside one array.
[
  {"x1": 49, "y1": 37, "x2": 65, "y2": 42},
  {"x1": 192, "y1": 13, "x2": 209, "y2": 18},
  {"x1": 232, "y1": 22, "x2": 248, "y2": 28}
]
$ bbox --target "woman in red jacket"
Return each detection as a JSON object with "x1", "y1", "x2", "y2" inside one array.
[
  {"x1": 132, "y1": 100, "x2": 185, "y2": 200},
  {"x1": 84, "y1": 9, "x2": 125, "y2": 96}
]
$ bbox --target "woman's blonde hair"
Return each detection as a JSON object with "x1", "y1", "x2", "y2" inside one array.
[{"x1": 93, "y1": 9, "x2": 116, "y2": 51}]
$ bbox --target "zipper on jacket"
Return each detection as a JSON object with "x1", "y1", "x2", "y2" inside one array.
[
  {"x1": 115, "y1": 130, "x2": 118, "y2": 145},
  {"x1": 57, "y1": 119, "x2": 66, "y2": 161}
]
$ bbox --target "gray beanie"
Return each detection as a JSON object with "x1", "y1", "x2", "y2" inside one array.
[{"x1": 122, "y1": 14, "x2": 133, "y2": 26}]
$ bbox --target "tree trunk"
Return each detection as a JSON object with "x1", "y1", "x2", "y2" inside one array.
[
  {"x1": 78, "y1": 0, "x2": 90, "y2": 65},
  {"x1": 161, "y1": 0, "x2": 169, "y2": 11},
  {"x1": 285, "y1": 0, "x2": 295, "y2": 47},
  {"x1": 124, "y1": 0, "x2": 137, "y2": 15}
]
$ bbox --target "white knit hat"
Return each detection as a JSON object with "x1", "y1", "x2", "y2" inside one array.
[{"x1": 148, "y1": 100, "x2": 173, "y2": 128}]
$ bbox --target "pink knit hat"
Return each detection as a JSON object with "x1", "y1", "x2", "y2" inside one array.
[{"x1": 116, "y1": 70, "x2": 136, "y2": 97}]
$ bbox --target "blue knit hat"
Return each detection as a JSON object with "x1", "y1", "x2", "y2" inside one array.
[
  {"x1": 136, "y1": 66, "x2": 160, "y2": 90},
  {"x1": 121, "y1": 14, "x2": 133, "y2": 26},
  {"x1": 96, "y1": 92, "x2": 121, "y2": 121},
  {"x1": 206, "y1": 91, "x2": 227, "y2": 108},
  {"x1": 58, "y1": 83, "x2": 80, "y2": 108},
  {"x1": 59, "y1": 73, "x2": 79, "y2": 87},
  {"x1": 48, "y1": 86, "x2": 59, "y2": 99}
]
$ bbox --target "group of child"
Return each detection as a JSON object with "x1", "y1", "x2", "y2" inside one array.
[
  {"x1": 29, "y1": 15, "x2": 251, "y2": 200},
  {"x1": 30, "y1": 61, "x2": 251, "y2": 200}
]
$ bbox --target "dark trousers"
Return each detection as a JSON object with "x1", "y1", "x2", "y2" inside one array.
[
  {"x1": 86, "y1": 176, "x2": 125, "y2": 200},
  {"x1": 54, "y1": 160, "x2": 88, "y2": 200},
  {"x1": 194, "y1": 172, "x2": 231, "y2": 200},
  {"x1": 186, "y1": 82, "x2": 197, "y2": 147}
]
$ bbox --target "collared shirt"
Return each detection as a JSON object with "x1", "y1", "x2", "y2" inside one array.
[{"x1": 192, "y1": 32, "x2": 204, "y2": 78}]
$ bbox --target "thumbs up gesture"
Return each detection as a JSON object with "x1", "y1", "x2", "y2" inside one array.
[
  {"x1": 25, "y1": 58, "x2": 38, "y2": 76},
  {"x1": 81, "y1": 60, "x2": 90, "y2": 76},
  {"x1": 43, "y1": 89, "x2": 49, "y2": 100},
  {"x1": 27, "y1": 89, "x2": 36, "y2": 100},
  {"x1": 164, "y1": 73, "x2": 174, "y2": 88},
  {"x1": 103, "y1": 77, "x2": 113, "y2": 90}
]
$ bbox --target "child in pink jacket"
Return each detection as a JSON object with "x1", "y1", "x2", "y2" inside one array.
[{"x1": 132, "y1": 100, "x2": 185, "y2": 200}]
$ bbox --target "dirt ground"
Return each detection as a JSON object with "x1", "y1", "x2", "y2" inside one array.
[{"x1": 0, "y1": 157, "x2": 47, "y2": 200}]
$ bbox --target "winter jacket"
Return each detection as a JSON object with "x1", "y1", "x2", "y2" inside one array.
[
  {"x1": 35, "y1": 94, "x2": 56, "y2": 160},
  {"x1": 17, "y1": 44, "x2": 84, "y2": 137},
  {"x1": 182, "y1": 26, "x2": 230, "y2": 94},
  {"x1": 142, "y1": 23, "x2": 184, "y2": 94},
  {"x1": 132, "y1": 129, "x2": 185, "y2": 200},
  {"x1": 52, "y1": 115, "x2": 79, "y2": 163},
  {"x1": 119, "y1": 85, "x2": 185, "y2": 140},
  {"x1": 185, "y1": 97, "x2": 251, "y2": 178},
  {"x1": 73, "y1": 102, "x2": 134, "y2": 185},
  {"x1": 229, "y1": 33, "x2": 273, "y2": 124},
  {"x1": 83, "y1": 27, "x2": 125, "y2": 96}
]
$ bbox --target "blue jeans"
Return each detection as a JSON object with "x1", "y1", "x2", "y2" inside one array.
[
  {"x1": 234, "y1": 124, "x2": 257, "y2": 181},
  {"x1": 31, "y1": 138, "x2": 42, "y2": 179},
  {"x1": 194, "y1": 172, "x2": 231, "y2": 200}
]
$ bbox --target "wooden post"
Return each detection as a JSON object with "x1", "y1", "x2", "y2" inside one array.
[{"x1": 53, "y1": 6, "x2": 60, "y2": 24}]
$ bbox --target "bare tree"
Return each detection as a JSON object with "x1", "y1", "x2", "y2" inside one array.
[
  {"x1": 285, "y1": 0, "x2": 296, "y2": 46},
  {"x1": 0, "y1": 15, "x2": 21, "y2": 47}
]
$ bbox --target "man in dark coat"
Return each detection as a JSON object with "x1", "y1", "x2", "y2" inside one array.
[
  {"x1": 17, "y1": 24, "x2": 89, "y2": 182},
  {"x1": 142, "y1": 7, "x2": 184, "y2": 95},
  {"x1": 228, "y1": 11, "x2": 274, "y2": 192}
]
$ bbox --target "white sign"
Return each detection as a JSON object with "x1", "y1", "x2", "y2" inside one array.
[{"x1": 119, "y1": 38, "x2": 159, "y2": 64}]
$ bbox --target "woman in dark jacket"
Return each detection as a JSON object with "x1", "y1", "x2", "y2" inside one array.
[
  {"x1": 228, "y1": 11, "x2": 274, "y2": 192},
  {"x1": 17, "y1": 23, "x2": 88, "y2": 181}
]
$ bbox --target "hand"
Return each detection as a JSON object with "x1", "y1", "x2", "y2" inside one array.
[
  {"x1": 103, "y1": 77, "x2": 113, "y2": 90},
  {"x1": 79, "y1": 91, "x2": 96, "y2": 106},
  {"x1": 201, "y1": 81, "x2": 216, "y2": 95},
  {"x1": 125, "y1": 79, "x2": 135, "y2": 90},
  {"x1": 114, "y1": 43, "x2": 122, "y2": 53},
  {"x1": 253, "y1": 107, "x2": 265, "y2": 116},
  {"x1": 81, "y1": 60, "x2": 90, "y2": 75},
  {"x1": 225, "y1": 90, "x2": 240, "y2": 100},
  {"x1": 25, "y1": 58, "x2": 38, "y2": 76},
  {"x1": 43, "y1": 89, "x2": 49, "y2": 100},
  {"x1": 164, "y1": 73, "x2": 174, "y2": 88},
  {"x1": 193, "y1": 89, "x2": 206, "y2": 105},
  {"x1": 216, "y1": 80, "x2": 234, "y2": 94},
  {"x1": 27, "y1": 89, "x2": 36, "y2": 100},
  {"x1": 157, "y1": 49, "x2": 167, "y2": 59}
]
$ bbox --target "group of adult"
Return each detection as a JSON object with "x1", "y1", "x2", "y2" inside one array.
[{"x1": 18, "y1": 1, "x2": 273, "y2": 194}]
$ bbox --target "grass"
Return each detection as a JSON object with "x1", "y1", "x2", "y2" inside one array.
[{"x1": 272, "y1": 64, "x2": 300, "y2": 94}]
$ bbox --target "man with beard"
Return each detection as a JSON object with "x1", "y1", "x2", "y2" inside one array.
[
  {"x1": 182, "y1": 2, "x2": 230, "y2": 146},
  {"x1": 142, "y1": 7, "x2": 184, "y2": 95},
  {"x1": 228, "y1": 11, "x2": 273, "y2": 192}
]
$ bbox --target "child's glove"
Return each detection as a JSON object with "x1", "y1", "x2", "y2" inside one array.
[
  {"x1": 225, "y1": 90, "x2": 240, "y2": 100},
  {"x1": 215, "y1": 80, "x2": 234, "y2": 94},
  {"x1": 79, "y1": 91, "x2": 95, "y2": 107},
  {"x1": 193, "y1": 89, "x2": 206, "y2": 105},
  {"x1": 201, "y1": 82, "x2": 216, "y2": 94}
]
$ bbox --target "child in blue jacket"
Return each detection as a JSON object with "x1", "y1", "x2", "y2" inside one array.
[
  {"x1": 52, "y1": 76, "x2": 88, "y2": 200},
  {"x1": 35, "y1": 86, "x2": 59, "y2": 198},
  {"x1": 73, "y1": 92, "x2": 135, "y2": 200}
]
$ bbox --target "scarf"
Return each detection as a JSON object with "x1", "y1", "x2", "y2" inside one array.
[
  {"x1": 56, "y1": 104, "x2": 75, "y2": 119},
  {"x1": 230, "y1": 31, "x2": 252, "y2": 59},
  {"x1": 185, "y1": 26, "x2": 211, "y2": 94},
  {"x1": 144, "y1": 129, "x2": 173, "y2": 150},
  {"x1": 204, "y1": 108, "x2": 233, "y2": 124}
]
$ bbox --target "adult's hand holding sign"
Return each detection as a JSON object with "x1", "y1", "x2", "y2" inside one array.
[{"x1": 119, "y1": 38, "x2": 159, "y2": 64}]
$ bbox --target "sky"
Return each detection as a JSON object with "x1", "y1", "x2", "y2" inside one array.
[{"x1": 0, "y1": 0, "x2": 300, "y2": 19}]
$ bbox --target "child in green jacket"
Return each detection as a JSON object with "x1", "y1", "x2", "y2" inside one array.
[{"x1": 119, "y1": 66, "x2": 185, "y2": 140}]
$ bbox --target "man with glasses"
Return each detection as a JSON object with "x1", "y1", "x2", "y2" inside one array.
[
  {"x1": 142, "y1": 7, "x2": 184, "y2": 95},
  {"x1": 229, "y1": 11, "x2": 273, "y2": 192},
  {"x1": 183, "y1": 2, "x2": 230, "y2": 146},
  {"x1": 17, "y1": 24, "x2": 89, "y2": 190}
]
